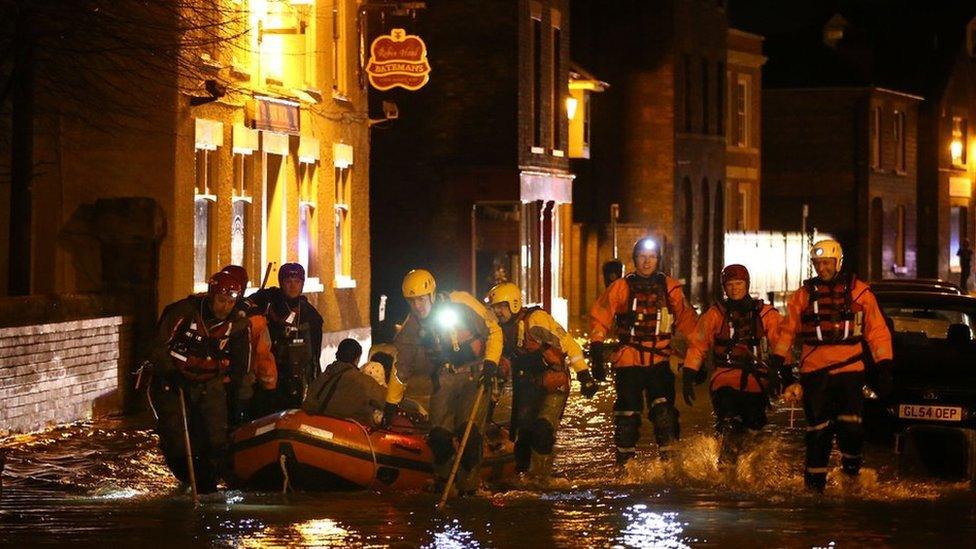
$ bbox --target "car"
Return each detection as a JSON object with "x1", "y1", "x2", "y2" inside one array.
[
  {"x1": 873, "y1": 291, "x2": 976, "y2": 479},
  {"x1": 870, "y1": 278, "x2": 962, "y2": 295}
]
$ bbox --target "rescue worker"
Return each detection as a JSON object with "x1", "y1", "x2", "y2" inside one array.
[
  {"x1": 247, "y1": 262, "x2": 324, "y2": 413},
  {"x1": 488, "y1": 282, "x2": 599, "y2": 480},
  {"x1": 683, "y1": 264, "x2": 785, "y2": 464},
  {"x1": 380, "y1": 269, "x2": 503, "y2": 494},
  {"x1": 219, "y1": 264, "x2": 276, "y2": 425},
  {"x1": 303, "y1": 339, "x2": 385, "y2": 426},
  {"x1": 148, "y1": 271, "x2": 250, "y2": 493},
  {"x1": 770, "y1": 239, "x2": 894, "y2": 493},
  {"x1": 589, "y1": 236, "x2": 698, "y2": 464}
]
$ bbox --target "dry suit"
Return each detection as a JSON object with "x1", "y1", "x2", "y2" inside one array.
[{"x1": 589, "y1": 272, "x2": 697, "y2": 463}]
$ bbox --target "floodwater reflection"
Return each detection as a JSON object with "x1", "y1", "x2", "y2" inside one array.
[{"x1": 616, "y1": 504, "x2": 688, "y2": 549}]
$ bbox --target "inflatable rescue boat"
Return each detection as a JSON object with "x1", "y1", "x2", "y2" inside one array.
[{"x1": 229, "y1": 410, "x2": 516, "y2": 491}]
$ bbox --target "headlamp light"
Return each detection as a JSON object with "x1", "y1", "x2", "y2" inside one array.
[
  {"x1": 814, "y1": 248, "x2": 824, "y2": 257},
  {"x1": 642, "y1": 239, "x2": 656, "y2": 251},
  {"x1": 437, "y1": 308, "x2": 458, "y2": 329}
]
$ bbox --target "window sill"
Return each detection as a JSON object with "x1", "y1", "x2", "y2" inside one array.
[
  {"x1": 193, "y1": 282, "x2": 208, "y2": 294},
  {"x1": 334, "y1": 276, "x2": 357, "y2": 289},
  {"x1": 530, "y1": 146, "x2": 545, "y2": 154},
  {"x1": 304, "y1": 277, "x2": 325, "y2": 293},
  {"x1": 552, "y1": 149, "x2": 565, "y2": 157},
  {"x1": 332, "y1": 89, "x2": 352, "y2": 104}
]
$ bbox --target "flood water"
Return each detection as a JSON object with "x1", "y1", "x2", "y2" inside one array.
[{"x1": 2, "y1": 385, "x2": 974, "y2": 547}]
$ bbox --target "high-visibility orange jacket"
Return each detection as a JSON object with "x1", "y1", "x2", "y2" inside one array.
[
  {"x1": 589, "y1": 273, "x2": 697, "y2": 367},
  {"x1": 248, "y1": 315, "x2": 277, "y2": 390},
  {"x1": 773, "y1": 276, "x2": 892, "y2": 375},
  {"x1": 685, "y1": 301, "x2": 782, "y2": 393}
]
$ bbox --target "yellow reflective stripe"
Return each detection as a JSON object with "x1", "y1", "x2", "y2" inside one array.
[
  {"x1": 836, "y1": 414, "x2": 862, "y2": 424},
  {"x1": 806, "y1": 421, "x2": 831, "y2": 432}
]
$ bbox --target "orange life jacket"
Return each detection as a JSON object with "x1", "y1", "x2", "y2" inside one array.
[
  {"x1": 799, "y1": 274, "x2": 864, "y2": 347},
  {"x1": 712, "y1": 299, "x2": 768, "y2": 368},
  {"x1": 614, "y1": 273, "x2": 674, "y2": 353}
]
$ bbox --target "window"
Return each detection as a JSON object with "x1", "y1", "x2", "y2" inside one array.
[
  {"x1": 735, "y1": 75, "x2": 749, "y2": 147},
  {"x1": 332, "y1": 0, "x2": 347, "y2": 96},
  {"x1": 895, "y1": 205, "x2": 906, "y2": 267},
  {"x1": 716, "y1": 61, "x2": 725, "y2": 136},
  {"x1": 194, "y1": 119, "x2": 222, "y2": 291},
  {"x1": 683, "y1": 54, "x2": 692, "y2": 132},
  {"x1": 870, "y1": 106, "x2": 881, "y2": 169},
  {"x1": 231, "y1": 125, "x2": 257, "y2": 275},
  {"x1": 551, "y1": 12, "x2": 562, "y2": 152},
  {"x1": 333, "y1": 142, "x2": 354, "y2": 286},
  {"x1": 736, "y1": 185, "x2": 749, "y2": 231},
  {"x1": 258, "y1": 0, "x2": 313, "y2": 89},
  {"x1": 298, "y1": 160, "x2": 318, "y2": 281},
  {"x1": 532, "y1": 6, "x2": 543, "y2": 149},
  {"x1": 701, "y1": 57, "x2": 709, "y2": 134},
  {"x1": 952, "y1": 116, "x2": 968, "y2": 166},
  {"x1": 950, "y1": 206, "x2": 968, "y2": 272},
  {"x1": 894, "y1": 110, "x2": 906, "y2": 172}
]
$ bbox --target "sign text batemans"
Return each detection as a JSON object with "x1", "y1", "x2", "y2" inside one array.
[{"x1": 366, "y1": 28, "x2": 431, "y2": 91}]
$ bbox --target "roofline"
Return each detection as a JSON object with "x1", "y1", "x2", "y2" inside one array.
[{"x1": 765, "y1": 86, "x2": 925, "y2": 101}]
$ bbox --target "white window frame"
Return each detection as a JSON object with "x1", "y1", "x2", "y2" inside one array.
[{"x1": 735, "y1": 75, "x2": 750, "y2": 147}]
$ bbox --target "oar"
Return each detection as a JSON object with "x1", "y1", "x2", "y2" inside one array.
[{"x1": 436, "y1": 383, "x2": 486, "y2": 511}]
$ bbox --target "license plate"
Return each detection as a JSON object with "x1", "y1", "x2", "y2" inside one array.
[{"x1": 898, "y1": 404, "x2": 964, "y2": 422}]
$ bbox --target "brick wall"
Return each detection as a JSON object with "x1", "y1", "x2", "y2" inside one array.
[{"x1": 1, "y1": 316, "x2": 130, "y2": 435}]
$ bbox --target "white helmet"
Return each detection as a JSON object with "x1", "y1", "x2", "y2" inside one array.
[{"x1": 810, "y1": 239, "x2": 843, "y2": 271}]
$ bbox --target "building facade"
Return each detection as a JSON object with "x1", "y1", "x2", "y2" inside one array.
[
  {"x1": 724, "y1": 29, "x2": 764, "y2": 232},
  {"x1": 0, "y1": 0, "x2": 373, "y2": 363},
  {"x1": 763, "y1": 87, "x2": 921, "y2": 280},
  {"x1": 369, "y1": 0, "x2": 579, "y2": 326}
]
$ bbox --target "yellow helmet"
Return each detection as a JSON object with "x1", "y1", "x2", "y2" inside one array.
[
  {"x1": 402, "y1": 269, "x2": 436, "y2": 298},
  {"x1": 488, "y1": 282, "x2": 522, "y2": 315},
  {"x1": 811, "y1": 239, "x2": 844, "y2": 270}
]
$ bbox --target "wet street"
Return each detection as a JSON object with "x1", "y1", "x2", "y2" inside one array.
[{"x1": 2, "y1": 384, "x2": 974, "y2": 548}]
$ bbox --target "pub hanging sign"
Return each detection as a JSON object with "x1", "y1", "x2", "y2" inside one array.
[{"x1": 366, "y1": 28, "x2": 431, "y2": 91}]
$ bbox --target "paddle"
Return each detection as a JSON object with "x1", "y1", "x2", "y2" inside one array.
[{"x1": 436, "y1": 382, "x2": 486, "y2": 511}]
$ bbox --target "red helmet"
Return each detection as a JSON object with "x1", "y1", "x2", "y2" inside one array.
[
  {"x1": 720, "y1": 264, "x2": 750, "y2": 288},
  {"x1": 220, "y1": 265, "x2": 249, "y2": 291},
  {"x1": 278, "y1": 262, "x2": 306, "y2": 285},
  {"x1": 208, "y1": 271, "x2": 243, "y2": 299}
]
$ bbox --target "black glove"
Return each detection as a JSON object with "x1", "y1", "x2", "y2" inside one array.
[
  {"x1": 380, "y1": 402, "x2": 398, "y2": 428},
  {"x1": 589, "y1": 342, "x2": 607, "y2": 381},
  {"x1": 766, "y1": 354, "x2": 785, "y2": 398},
  {"x1": 681, "y1": 367, "x2": 697, "y2": 407},
  {"x1": 872, "y1": 359, "x2": 895, "y2": 400},
  {"x1": 480, "y1": 360, "x2": 498, "y2": 388},
  {"x1": 577, "y1": 369, "x2": 599, "y2": 399}
]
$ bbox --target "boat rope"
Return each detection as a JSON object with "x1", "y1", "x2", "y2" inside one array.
[
  {"x1": 350, "y1": 419, "x2": 378, "y2": 490},
  {"x1": 279, "y1": 454, "x2": 291, "y2": 494}
]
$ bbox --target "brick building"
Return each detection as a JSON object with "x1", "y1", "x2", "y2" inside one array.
[
  {"x1": 0, "y1": 0, "x2": 373, "y2": 430},
  {"x1": 733, "y1": 2, "x2": 976, "y2": 282},
  {"x1": 369, "y1": 0, "x2": 579, "y2": 326},
  {"x1": 725, "y1": 29, "x2": 765, "y2": 232},
  {"x1": 569, "y1": 0, "x2": 749, "y2": 320},
  {"x1": 763, "y1": 87, "x2": 921, "y2": 280}
]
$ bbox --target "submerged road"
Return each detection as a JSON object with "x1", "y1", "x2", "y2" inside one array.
[{"x1": 1, "y1": 382, "x2": 974, "y2": 547}]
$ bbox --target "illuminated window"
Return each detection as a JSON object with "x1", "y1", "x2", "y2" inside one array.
[
  {"x1": 258, "y1": 0, "x2": 313, "y2": 89},
  {"x1": 952, "y1": 116, "x2": 967, "y2": 166},
  {"x1": 870, "y1": 106, "x2": 881, "y2": 169},
  {"x1": 735, "y1": 75, "x2": 749, "y2": 147}
]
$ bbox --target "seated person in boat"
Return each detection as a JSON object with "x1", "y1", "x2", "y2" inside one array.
[
  {"x1": 303, "y1": 339, "x2": 384, "y2": 426},
  {"x1": 362, "y1": 355, "x2": 429, "y2": 422}
]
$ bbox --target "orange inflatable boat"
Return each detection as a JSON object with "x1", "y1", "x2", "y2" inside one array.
[{"x1": 229, "y1": 410, "x2": 516, "y2": 491}]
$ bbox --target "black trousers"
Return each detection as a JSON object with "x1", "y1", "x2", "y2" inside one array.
[
  {"x1": 613, "y1": 363, "x2": 679, "y2": 462},
  {"x1": 711, "y1": 387, "x2": 767, "y2": 463},
  {"x1": 800, "y1": 370, "x2": 865, "y2": 489}
]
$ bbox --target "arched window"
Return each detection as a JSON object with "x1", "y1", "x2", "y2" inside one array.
[
  {"x1": 680, "y1": 177, "x2": 694, "y2": 283},
  {"x1": 699, "y1": 178, "x2": 711, "y2": 301}
]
